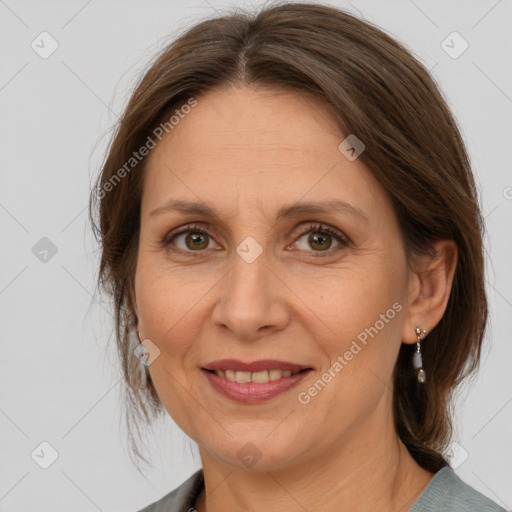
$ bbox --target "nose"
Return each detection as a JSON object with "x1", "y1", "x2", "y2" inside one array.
[{"x1": 211, "y1": 249, "x2": 290, "y2": 342}]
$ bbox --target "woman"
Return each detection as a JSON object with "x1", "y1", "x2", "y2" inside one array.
[{"x1": 89, "y1": 3, "x2": 506, "y2": 511}]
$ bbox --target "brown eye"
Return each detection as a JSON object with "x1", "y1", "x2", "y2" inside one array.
[
  {"x1": 162, "y1": 224, "x2": 219, "y2": 256},
  {"x1": 183, "y1": 230, "x2": 209, "y2": 250},
  {"x1": 307, "y1": 231, "x2": 333, "y2": 251},
  {"x1": 293, "y1": 223, "x2": 348, "y2": 256}
]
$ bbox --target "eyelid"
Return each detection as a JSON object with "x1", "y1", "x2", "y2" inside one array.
[{"x1": 162, "y1": 222, "x2": 215, "y2": 244}]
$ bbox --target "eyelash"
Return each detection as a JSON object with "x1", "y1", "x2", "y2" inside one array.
[{"x1": 160, "y1": 222, "x2": 350, "y2": 258}]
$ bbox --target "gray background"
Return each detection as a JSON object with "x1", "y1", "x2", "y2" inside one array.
[{"x1": 1, "y1": 0, "x2": 511, "y2": 510}]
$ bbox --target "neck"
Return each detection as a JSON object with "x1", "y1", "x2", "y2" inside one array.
[{"x1": 195, "y1": 402, "x2": 434, "y2": 511}]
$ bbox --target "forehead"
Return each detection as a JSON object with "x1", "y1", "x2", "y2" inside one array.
[
  {"x1": 141, "y1": 84, "x2": 386, "y2": 223},
  {"x1": 161, "y1": 85, "x2": 342, "y2": 156}
]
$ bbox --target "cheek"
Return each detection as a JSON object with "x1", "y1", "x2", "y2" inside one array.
[
  {"x1": 135, "y1": 263, "x2": 207, "y2": 429},
  {"x1": 309, "y1": 261, "x2": 405, "y2": 376},
  {"x1": 299, "y1": 273, "x2": 403, "y2": 425},
  {"x1": 134, "y1": 260, "x2": 205, "y2": 353}
]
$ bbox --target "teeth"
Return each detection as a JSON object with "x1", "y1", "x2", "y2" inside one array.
[
  {"x1": 215, "y1": 368, "x2": 299, "y2": 383},
  {"x1": 269, "y1": 369, "x2": 282, "y2": 381},
  {"x1": 235, "y1": 371, "x2": 251, "y2": 383},
  {"x1": 251, "y1": 370, "x2": 269, "y2": 383}
]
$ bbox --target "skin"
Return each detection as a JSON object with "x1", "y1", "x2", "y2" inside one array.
[{"x1": 133, "y1": 84, "x2": 458, "y2": 511}]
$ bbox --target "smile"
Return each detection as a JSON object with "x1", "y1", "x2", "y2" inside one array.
[{"x1": 201, "y1": 359, "x2": 313, "y2": 403}]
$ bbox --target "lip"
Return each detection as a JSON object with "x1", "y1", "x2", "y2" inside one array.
[
  {"x1": 201, "y1": 367, "x2": 313, "y2": 404},
  {"x1": 202, "y1": 359, "x2": 312, "y2": 373}
]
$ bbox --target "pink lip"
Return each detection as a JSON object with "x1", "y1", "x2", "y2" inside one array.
[
  {"x1": 202, "y1": 359, "x2": 311, "y2": 373},
  {"x1": 201, "y1": 368, "x2": 313, "y2": 404}
]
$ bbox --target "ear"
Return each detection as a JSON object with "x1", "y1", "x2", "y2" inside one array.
[
  {"x1": 401, "y1": 239, "x2": 458, "y2": 344},
  {"x1": 128, "y1": 280, "x2": 142, "y2": 342}
]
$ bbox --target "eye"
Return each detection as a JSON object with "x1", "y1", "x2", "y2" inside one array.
[
  {"x1": 291, "y1": 223, "x2": 348, "y2": 257},
  {"x1": 161, "y1": 224, "x2": 220, "y2": 256}
]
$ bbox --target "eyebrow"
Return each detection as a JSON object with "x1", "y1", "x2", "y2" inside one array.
[{"x1": 149, "y1": 199, "x2": 369, "y2": 224}]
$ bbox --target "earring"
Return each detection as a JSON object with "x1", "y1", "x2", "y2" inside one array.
[
  {"x1": 413, "y1": 327, "x2": 427, "y2": 383},
  {"x1": 131, "y1": 330, "x2": 149, "y2": 390}
]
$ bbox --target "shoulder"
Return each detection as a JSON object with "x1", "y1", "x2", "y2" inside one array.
[
  {"x1": 408, "y1": 466, "x2": 507, "y2": 512},
  {"x1": 135, "y1": 469, "x2": 204, "y2": 512}
]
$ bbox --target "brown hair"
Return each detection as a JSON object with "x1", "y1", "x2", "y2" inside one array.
[{"x1": 89, "y1": 1, "x2": 487, "y2": 473}]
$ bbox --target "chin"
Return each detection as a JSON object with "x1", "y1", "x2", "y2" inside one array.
[{"x1": 201, "y1": 433, "x2": 304, "y2": 473}]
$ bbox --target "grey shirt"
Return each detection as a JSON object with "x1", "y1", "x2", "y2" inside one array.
[{"x1": 136, "y1": 466, "x2": 507, "y2": 511}]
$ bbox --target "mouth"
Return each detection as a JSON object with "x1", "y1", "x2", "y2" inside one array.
[{"x1": 201, "y1": 359, "x2": 313, "y2": 403}]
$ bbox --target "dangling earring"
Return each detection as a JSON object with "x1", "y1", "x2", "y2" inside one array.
[
  {"x1": 130, "y1": 330, "x2": 148, "y2": 390},
  {"x1": 413, "y1": 327, "x2": 427, "y2": 383}
]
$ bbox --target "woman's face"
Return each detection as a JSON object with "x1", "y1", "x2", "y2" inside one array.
[{"x1": 134, "y1": 85, "x2": 416, "y2": 471}]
